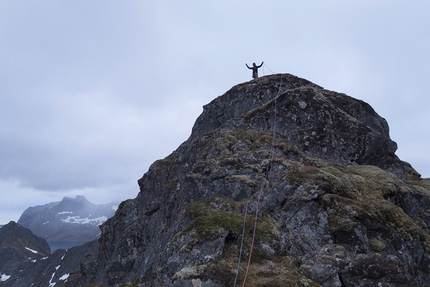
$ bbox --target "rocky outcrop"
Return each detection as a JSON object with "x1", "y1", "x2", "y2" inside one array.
[
  {"x1": 11, "y1": 74, "x2": 430, "y2": 286},
  {"x1": 0, "y1": 221, "x2": 51, "y2": 277},
  {"x1": 18, "y1": 195, "x2": 118, "y2": 250}
]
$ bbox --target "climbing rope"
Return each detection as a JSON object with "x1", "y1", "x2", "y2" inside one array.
[
  {"x1": 264, "y1": 62, "x2": 276, "y2": 74},
  {"x1": 240, "y1": 182, "x2": 269, "y2": 287},
  {"x1": 234, "y1": 75, "x2": 283, "y2": 287},
  {"x1": 233, "y1": 198, "x2": 251, "y2": 287}
]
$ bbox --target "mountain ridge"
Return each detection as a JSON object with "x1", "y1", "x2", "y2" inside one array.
[
  {"x1": 17, "y1": 195, "x2": 118, "y2": 250},
  {"x1": 70, "y1": 74, "x2": 428, "y2": 286},
  {"x1": 1, "y1": 74, "x2": 428, "y2": 286},
  {"x1": 0, "y1": 221, "x2": 98, "y2": 286},
  {"x1": 0, "y1": 221, "x2": 51, "y2": 281}
]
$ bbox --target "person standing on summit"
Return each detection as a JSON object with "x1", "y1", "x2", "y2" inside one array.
[{"x1": 246, "y1": 61, "x2": 264, "y2": 79}]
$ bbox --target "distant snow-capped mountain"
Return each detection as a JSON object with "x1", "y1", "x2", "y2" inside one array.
[{"x1": 17, "y1": 195, "x2": 118, "y2": 250}]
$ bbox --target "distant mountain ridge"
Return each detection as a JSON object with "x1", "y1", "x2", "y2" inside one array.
[
  {"x1": 0, "y1": 221, "x2": 51, "y2": 283},
  {"x1": 17, "y1": 195, "x2": 118, "y2": 250},
  {"x1": 0, "y1": 221, "x2": 98, "y2": 286}
]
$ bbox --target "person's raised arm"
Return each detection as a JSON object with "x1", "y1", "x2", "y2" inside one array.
[
  {"x1": 257, "y1": 61, "x2": 264, "y2": 68},
  {"x1": 246, "y1": 63, "x2": 251, "y2": 69}
]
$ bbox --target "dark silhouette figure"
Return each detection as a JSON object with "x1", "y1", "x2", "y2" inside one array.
[{"x1": 246, "y1": 61, "x2": 264, "y2": 79}]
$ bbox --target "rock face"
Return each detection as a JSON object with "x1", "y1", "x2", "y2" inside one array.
[
  {"x1": 10, "y1": 74, "x2": 430, "y2": 286},
  {"x1": 191, "y1": 75, "x2": 402, "y2": 178},
  {"x1": 17, "y1": 195, "x2": 118, "y2": 250}
]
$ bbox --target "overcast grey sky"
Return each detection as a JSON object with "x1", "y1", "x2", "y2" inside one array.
[{"x1": 1, "y1": 1, "x2": 429, "y2": 224}]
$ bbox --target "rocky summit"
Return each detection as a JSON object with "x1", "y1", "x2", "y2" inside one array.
[{"x1": 3, "y1": 74, "x2": 429, "y2": 287}]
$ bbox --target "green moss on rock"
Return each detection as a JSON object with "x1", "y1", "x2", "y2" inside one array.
[{"x1": 180, "y1": 197, "x2": 281, "y2": 244}]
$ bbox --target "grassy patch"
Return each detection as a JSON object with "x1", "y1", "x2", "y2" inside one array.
[{"x1": 185, "y1": 198, "x2": 280, "y2": 241}]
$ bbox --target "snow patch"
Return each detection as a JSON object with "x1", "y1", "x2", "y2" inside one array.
[
  {"x1": 60, "y1": 215, "x2": 107, "y2": 225},
  {"x1": 58, "y1": 211, "x2": 73, "y2": 215},
  {"x1": 49, "y1": 272, "x2": 56, "y2": 287},
  {"x1": 0, "y1": 273, "x2": 11, "y2": 281},
  {"x1": 49, "y1": 265, "x2": 61, "y2": 287},
  {"x1": 25, "y1": 247, "x2": 38, "y2": 254},
  {"x1": 59, "y1": 273, "x2": 69, "y2": 281}
]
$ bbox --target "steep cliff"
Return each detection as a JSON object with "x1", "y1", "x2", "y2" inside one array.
[{"x1": 17, "y1": 74, "x2": 430, "y2": 286}]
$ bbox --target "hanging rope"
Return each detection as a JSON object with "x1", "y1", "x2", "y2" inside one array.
[
  {"x1": 233, "y1": 198, "x2": 251, "y2": 287},
  {"x1": 234, "y1": 75, "x2": 283, "y2": 287},
  {"x1": 263, "y1": 62, "x2": 276, "y2": 74}
]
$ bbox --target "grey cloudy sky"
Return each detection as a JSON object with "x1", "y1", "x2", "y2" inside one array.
[{"x1": 1, "y1": 1, "x2": 429, "y2": 224}]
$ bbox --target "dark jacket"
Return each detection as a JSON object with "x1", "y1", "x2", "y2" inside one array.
[{"x1": 246, "y1": 62, "x2": 264, "y2": 79}]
